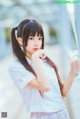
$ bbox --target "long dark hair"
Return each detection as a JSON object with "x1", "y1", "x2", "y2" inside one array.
[{"x1": 11, "y1": 19, "x2": 63, "y2": 96}]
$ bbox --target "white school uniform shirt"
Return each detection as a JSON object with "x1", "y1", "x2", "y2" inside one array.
[{"x1": 9, "y1": 57, "x2": 66, "y2": 117}]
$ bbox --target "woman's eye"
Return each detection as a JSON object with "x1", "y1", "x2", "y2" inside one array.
[
  {"x1": 29, "y1": 38, "x2": 34, "y2": 40},
  {"x1": 38, "y1": 38, "x2": 42, "y2": 40}
]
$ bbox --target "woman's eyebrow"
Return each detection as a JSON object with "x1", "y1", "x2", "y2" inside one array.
[
  {"x1": 38, "y1": 36, "x2": 43, "y2": 38},
  {"x1": 29, "y1": 36, "x2": 34, "y2": 37},
  {"x1": 29, "y1": 35, "x2": 39, "y2": 37}
]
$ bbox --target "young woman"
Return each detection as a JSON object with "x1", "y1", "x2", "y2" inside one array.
[{"x1": 9, "y1": 19, "x2": 78, "y2": 119}]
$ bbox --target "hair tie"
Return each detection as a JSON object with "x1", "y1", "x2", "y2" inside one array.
[
  {"x1": 30, "y1": 20, "x2": 33, "y2": 22},
  {"x1": 14, "y1": 27, "x2": 17, "y2": 30}
]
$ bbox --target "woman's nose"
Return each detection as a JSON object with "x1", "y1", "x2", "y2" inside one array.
[{"x1": 34, "y1": 39, "x2": 39, "y2": 45}]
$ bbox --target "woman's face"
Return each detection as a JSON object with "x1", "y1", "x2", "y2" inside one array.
[{"x1": 26, "y1": 33, "x2": 43, "y2": 58}]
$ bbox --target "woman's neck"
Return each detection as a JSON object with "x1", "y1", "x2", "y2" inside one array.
[{"x1": 26, "y1": 53, "x2": 32, "y2": 60}]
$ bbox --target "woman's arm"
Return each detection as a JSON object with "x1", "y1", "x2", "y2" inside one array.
[
  {"x1": 31, "y1": 50, "x2": 50, "y2": 92},
  {"x1": 61, "y1": 60, "x2": 78, "y2": 96},
  {"x1": 61, "y1": 70, "x2": 75, "y2": 96}
]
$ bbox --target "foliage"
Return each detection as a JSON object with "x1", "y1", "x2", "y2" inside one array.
[
  {"x1": 49, "y1": 26, "x2": 57, "y2": 38},
  {"x1": 5, "y1": 28, "x2": 10, "y2": 43}
]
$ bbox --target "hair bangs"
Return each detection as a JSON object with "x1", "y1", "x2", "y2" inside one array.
[
  {"x1": 24, "y1": 21, "x2": 44, "y2": 37},
  {"x1": 22, "y1": 20, "x2": 44, "y2": 48}
]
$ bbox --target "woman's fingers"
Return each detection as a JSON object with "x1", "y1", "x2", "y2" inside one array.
[
  {"x1": 33, "y1": 49, "x2": 46, "y2": 59},
  {"x1": 40, "y1": 53, "x2": 46, "y2": 59},
  {"x1": 71, "y1": 60, "x2": 80, "y2": 73}
]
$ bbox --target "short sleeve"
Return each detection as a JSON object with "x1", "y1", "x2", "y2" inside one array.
[{"x1": 9, "y1": 61, "x2": 36, "y2": 90}]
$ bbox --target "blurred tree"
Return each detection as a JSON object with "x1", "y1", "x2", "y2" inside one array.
[
  {"x1": 49, "y1": 26, "x2": 58, "y2": 45},
  {"x1": 49, "y1": 26, "x2": 57, "y2": 38},
  {"x1": 5, "y1": 28, "x2": 10, "y2": 43}
]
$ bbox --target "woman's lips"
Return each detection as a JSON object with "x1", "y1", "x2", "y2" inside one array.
[{"x1": 33, "y1": 48, "x2": 39, "y2": 51}]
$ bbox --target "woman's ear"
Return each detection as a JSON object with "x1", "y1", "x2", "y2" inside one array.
[{"x1": 17, "y1": 37, "x2": 23, "y2": 46}]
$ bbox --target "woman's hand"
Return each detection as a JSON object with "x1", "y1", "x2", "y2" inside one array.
[
  {"x1": 32, "y1": 49, "x2": 47, "y2": 98},
  {"x1": 70, "y1": 60, "x2": 80, "y2": 75},
  {"x1": 32, "y1": 49, "x2": 46, "y2": 60}
]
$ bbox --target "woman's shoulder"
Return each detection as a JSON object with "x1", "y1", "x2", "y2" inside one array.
[{"x1": 9, "y1": 59, "x2": 24, "y2": 71}]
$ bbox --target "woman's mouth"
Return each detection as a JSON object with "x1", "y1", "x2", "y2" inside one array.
[{"x1": 33, "y1": 48, "x2": 39, "y2": 51}]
